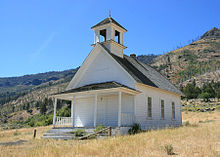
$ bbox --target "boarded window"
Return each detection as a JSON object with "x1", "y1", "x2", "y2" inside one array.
[
  {"x1": 147, "y1": 97, "x2": 152, "y2": 118},
  {"x1": 172, "y1": 102, "x2": 175, "y2": 120},
  {"x1": 161, "y1": 100, "x2": 164, "y2": 120}
]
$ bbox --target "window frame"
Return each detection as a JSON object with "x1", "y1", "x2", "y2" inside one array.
[
  {"x1": 172, "y1": 102, "x2": 175, "y2": 120},
  {"x1": 161, "y1": 99, "x2": 165, "y2": 120},
  {"x1": 147, "y1": 97, "x2": 152, "y2": 119}
]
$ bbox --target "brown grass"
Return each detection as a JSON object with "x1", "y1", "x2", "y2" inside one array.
[{"x1": 0, "y1": 111, "x2": 220, "y2": 157}]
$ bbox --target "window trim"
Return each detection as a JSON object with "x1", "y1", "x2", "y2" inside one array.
[
  {"x1": 172, "y1": 102, "x2": 175, "y2": 120},
  {"x1": 147, "y1": 96, "x2": 152, "y2": 119},
  {"x1": 160, "y1": 99, "x2": 165, "y2": 120}
]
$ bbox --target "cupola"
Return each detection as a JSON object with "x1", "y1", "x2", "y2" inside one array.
[{"x1": 91, "y1": 14, "x2": 127, "y2": 58}]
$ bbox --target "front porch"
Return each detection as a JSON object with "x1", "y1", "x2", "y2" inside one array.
[{"x1": 52, "y1": 82, "x2": 140, "y2": 129}]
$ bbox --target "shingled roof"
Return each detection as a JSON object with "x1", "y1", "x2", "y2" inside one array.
[
  {"x1": 100, "y1": 44, "x2": 183, "y2": 95},
  {"x1": 58, "y1": 81, "x2": 138, "y2": 94},
  {"x1": 91, "y1": 17, "x2": 127, "y2": 31}
]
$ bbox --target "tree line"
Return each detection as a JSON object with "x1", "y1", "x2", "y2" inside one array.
[{"x1": 182, "y1": 81, "x2": 220, "y2": 101}]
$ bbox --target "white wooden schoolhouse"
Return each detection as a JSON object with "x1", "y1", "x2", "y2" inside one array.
[{"x1": 51, "y1": 15, "x2": 183, "y2": 134}]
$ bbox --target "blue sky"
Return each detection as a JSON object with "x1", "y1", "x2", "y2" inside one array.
[{"x1": 0, "y1": 0, "x2": 219, "y2": 77}]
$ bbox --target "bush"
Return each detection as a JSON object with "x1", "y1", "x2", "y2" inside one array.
[
  {"x1": 164, "y1": 144, "x2": 175, "y2": 155},
  {"x1": 13, "y1": 130, "x2": 20, "y2": 136},
  {"x1": 95, "y1": 125, "x2": 106, "y2": 132},
  {"x1": 183, "y1": 121, "x2": 198, "y2": 127},
  {"x1": 128, "y1": 123, "x2": 142, "y2": 135},
  {"x1": 183, "y1": 121, "x2": 190, "y2": 126},
  {"x1": 74, "y1": 129, "x2": 86, "y2": 137},
  {"x1": 57, "y1": 106, "x2": 71, "y2": 117},
  {"x1": 25, "y1": 114, "x2": 53, "y2": 127},
  {"x1": 198, "y1": 92, "x2": 212, "y2": 102}
]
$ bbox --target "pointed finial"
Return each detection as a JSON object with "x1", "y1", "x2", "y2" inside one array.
[{"x1": 109, "y1": 10, "x2": 111, "y2": 18}]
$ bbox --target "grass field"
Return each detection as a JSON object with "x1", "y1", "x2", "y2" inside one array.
[{"x1": 0, "y1": 111, "x2": 219, "y2": 157}]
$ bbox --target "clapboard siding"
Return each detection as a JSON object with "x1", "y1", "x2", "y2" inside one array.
[
  {"x1": 97, "y1": 95, "x2": 118, "y2": 126},
  {"x1": 74, "y1": 97, "x2": 94, "y2": 127},
  {"x1": 122, "y1": 93, "x2": 133, "y2": 114},
  {"x1": 74, "y1": 93, "x2": 135, "y2": 127},
  {"x1": 76, "y1": 49, "x2": 136, "y2": 89},
  {"x1": 136, "y1": 84, "x2": 182, "y2": 130}
]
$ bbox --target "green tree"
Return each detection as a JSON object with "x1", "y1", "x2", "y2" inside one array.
[
  {"x1": 40, "y1": 101, "x2": 47, "y2": 114},
  {"x1": 201, "y1": 83, "x2": 215, "y2": 98},
  {"x1": 183, "y1": 83, "x2": 201, "y2": 99},
  {"x1": 198, "y1": 92, "x2": 212, "y2": 102},
  {"x1": 216, "y1": 88, "x2": 220, "y2": 100}
]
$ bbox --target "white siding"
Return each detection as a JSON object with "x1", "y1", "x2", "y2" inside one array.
[
  {"x1": 122, "y1": 93, "x2": 133, "y2": 114},
  {"x1": 74, "y1": 93, "x2": 135, "y2": 127},
  {"x1": 136, "y1": 84, "x2": 182, "y2": 130},
  {"x1": 75, "y1": 49, "x2": 136, "y2": 89},
  {"x1": 97, "y1": 95, "x2": 118, "y2": 126},
  {"x1": 74, "y1": 97, "x2": 94, "y2": 127},
  {"x1": 103, "y1": 43, "x2": 123, "y2": 58}
]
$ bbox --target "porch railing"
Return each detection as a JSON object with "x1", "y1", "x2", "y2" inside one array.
[
  {"x1": 121, "y1": 112, "x2": 135, "y2": 126},
  {"x1": 55, "y1": 116, "x2": 72, "y2": 126}
]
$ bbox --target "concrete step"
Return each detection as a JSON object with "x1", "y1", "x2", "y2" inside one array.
[
  {"x1": 42, "y1": 135, "x2": 74, "y2": 140},
  {"x1": 42, "y1": 128, "x2": 96, "y2": 140},
  {"x1": 43, "y1": 133, "x2": 74, "y2": 137}
]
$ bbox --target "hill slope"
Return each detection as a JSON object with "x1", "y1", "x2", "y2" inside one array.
[{"x1": 150, "y1": 27, "x2": 220, "y2": 86}]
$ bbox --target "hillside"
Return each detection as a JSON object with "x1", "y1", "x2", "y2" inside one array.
[
  {"x1": 151, "y1": 27, "x2": 220, "y2": 86},
  {"x1": 0, "y1": 27, "x2": 220, "y2": 127},
  {"x1": 0, "y1": 69, "x2": 77, "y2": 125}
]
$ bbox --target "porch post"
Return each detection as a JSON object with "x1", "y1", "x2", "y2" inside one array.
[
  {"x1": 118, "y1": 90, "x2": 122, "y2": 127},
  {"x1": 52, "y1": 98, "x2": 57, "y2": 128},
  {"x1": 71, "y1": 96, "x2": 75, "y2": 128},
  {"x1": 94, "y1": 93, "x2": 97, "y2": 127}
]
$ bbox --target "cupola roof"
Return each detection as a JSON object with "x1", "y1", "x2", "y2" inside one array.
[{"x1": 91, "y1": 17, "x2": 127, "y2": 31}]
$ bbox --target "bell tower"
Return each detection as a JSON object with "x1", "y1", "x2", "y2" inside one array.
[{"x1": 91, "y1": 15, "x2": 127, "y2": 58}]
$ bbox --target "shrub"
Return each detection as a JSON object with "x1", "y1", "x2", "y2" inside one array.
[
  {"x1": 128, "y1": 123, "x2": 142, "y2": 135},
  {"x1": 183, "y1": 121, "x2": 190, "y2": 126},
  {"x1": 57, "y1": 106, "x2": 71, "y2": 117},
  {"x1": 198, "y1": 92, "x2": 212, "y2": 102},
  {"x1": 74, "y1": 129, "x2": 86, "y2": 137},
  {"x1": 13, "y1": 130, "x2": 20, "y2": 136},
  {"x1": 164, "y1": 144, "x2": 175, "y2": 155},
  {"x1": 95, "y1": 125, "x2": 106, "y2": 132},
  {"x1": 183, "y1": 121, "x2": 198, "y2": 127}
]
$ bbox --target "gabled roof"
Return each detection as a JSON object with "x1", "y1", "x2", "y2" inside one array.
[
  {"x1": 91, "y1": 17, "x2": 127, "y2": 31},
  {"x1": 58, "y1": 81, "x2": 138, "y2": 94},
  {"x1": 100, "y1": 44, "x2": 184, "y2": 96}
]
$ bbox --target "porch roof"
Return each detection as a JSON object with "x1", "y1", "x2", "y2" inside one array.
[{"x1": 53, "y1": 81, "x2": 140, "y2": 100}]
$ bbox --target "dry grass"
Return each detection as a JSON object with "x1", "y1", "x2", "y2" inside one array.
[{"x1": 0, "y1": 111, "x2": 220, "y2": 157}]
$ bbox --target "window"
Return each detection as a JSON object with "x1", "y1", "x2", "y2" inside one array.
[
  {"x1": 115, "y1": 30, "x2": 120, "y2": 44},
  {"x1": 100, "y1": 29, "x2": 106, "y2": 42},
  {"x1": 161, "y1": 100, "x2": 164, "y2": 120},
  {"x1": 172, "y1": 102, "x2": 175, "y2": 120},
  {"x1": 147, "y1": 97, "x2": 152, "y2": 118}
]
